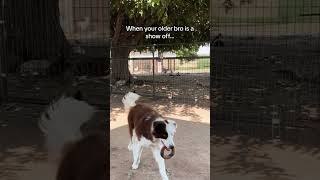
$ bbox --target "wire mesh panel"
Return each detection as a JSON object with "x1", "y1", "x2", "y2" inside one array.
[
  {"x1": 111, "y1": 43, "x2": 210, "y2": 104},
  {"x1": 1, "y1": 0, "x2": 110, "y2": 104},
  {"x1": 211, "y1": 0, "x2": 320, "y2": 139},
  {"x1": 0, "y1": 0, "x2": 7, "y2": 103}
]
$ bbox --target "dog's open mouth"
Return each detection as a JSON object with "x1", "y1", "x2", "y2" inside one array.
[{"x1": 160, "y1": 141, "x2": 175, "y2": 159}]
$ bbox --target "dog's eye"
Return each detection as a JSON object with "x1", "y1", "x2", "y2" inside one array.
[{"x1": 162, "y1": 133, "x2": 168, "y2": 139}]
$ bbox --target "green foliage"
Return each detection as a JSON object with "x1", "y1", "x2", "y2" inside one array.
[
  {"x1": 111, "y1": 0, "x2": 209, "y2": 52},
  {"x1": 175, "y1": 46, "x2": 199, "y2": 58},
  {"x1": 176, "y1": 58, "x2": 209, "y2": 71},
  {"x1": 197, "y1": 58, "x2": 210, "y2": 69}
]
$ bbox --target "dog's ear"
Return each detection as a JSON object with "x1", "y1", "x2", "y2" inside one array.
[
  {"x1": 153, "y1": 121, "x2": 168, "y2": 139},
  {"x1": 73, "y1": 90, "x2": 83, "y2": 101}
]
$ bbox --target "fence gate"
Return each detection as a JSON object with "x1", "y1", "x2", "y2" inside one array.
[{"x1": 211, "y1": 0, "x2": 320, "y2": 141}]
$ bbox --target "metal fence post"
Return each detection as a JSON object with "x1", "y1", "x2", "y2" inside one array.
[
  {"x1": 152, "y1": 44, "x2": 155, "y2": 98},
  {"x1": 0, "y1": 0, "x2": 8, "y2": 104}
]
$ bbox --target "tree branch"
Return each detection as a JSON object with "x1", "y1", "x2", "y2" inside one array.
[{"x1": 112, "y1": 10, "x2": 125, "y2": 45}]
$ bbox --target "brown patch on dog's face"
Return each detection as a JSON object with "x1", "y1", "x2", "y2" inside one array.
[{"x1": 152, "y1": 121, "x2": 168, "y2": 139}]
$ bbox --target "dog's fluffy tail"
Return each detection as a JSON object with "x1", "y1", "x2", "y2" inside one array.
[
  {"x1": 122, "y1": 92, "x2": 141, "y2": 111},
  {"x1": 38, "y1": 95, "x2": 95, "y2": 160}
]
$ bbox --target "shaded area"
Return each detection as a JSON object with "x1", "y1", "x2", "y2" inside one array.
[
  {"x1": 0, "y1": 103, "x2": 108, "y2": 180},
  {"x1": 211, "y1": 36, "x2": 320, "y2": 179},
  {"x1": 0, "y1": 103, "x2": 47, "y2": 179},
  {"x1": 112, "y1": 73, "x2": 210, "y2": 107},
  {"x1": 212, "y1": 128, "x2": 320, "y2": 180},
  {"x1": 211, "y1": 37, "x2": 320, "y2": 134},
  {"x1": 6, "y1": 75, "x2": 109, "y2": 108},
  {"x1": 110, "y1": 93, "x2": 209, "y2": 123},
  {"x1": 0, "y1": 78, "x2": 109, "y2": 180}
]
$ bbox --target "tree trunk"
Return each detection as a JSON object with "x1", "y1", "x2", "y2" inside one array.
[
  {"x1": 111, "y1": 46, "x2": 131, "y2": 83},
  {"x1": 6, "y1": 0, "x2": 70, "y2": 59}
]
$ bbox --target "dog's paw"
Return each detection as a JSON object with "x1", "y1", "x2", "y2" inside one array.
[
  {"x1": 161, "y1": 176, "x2": 169, "y2": 180},
  {"x1": 132, "y1": 163, "x2": 139, "y2": 170},
  {"x1": 161, "y1": 172, "x2": 169, "y2": 180}
]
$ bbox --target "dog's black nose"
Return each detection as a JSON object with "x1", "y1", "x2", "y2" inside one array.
[{"x1": 169, "y1": 145, "x2": 175, "y2": 149}]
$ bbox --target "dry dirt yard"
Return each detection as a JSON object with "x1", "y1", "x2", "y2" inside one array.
[
  {"x1": 0, "y1": 103, "x2": 107, "y2": 180},
  {"x1": 110, "y1": 94, "x2": 210, "y2": 180},
  {"x1": 212, "y1": 134, "x2": 320, "y2": 180}
]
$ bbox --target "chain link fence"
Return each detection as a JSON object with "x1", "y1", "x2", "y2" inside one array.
[
  {"x1": 111, "y1": 43, "x2": 210, "y2": 105},
  {"x1": 211, "y1": 0, "x2": 320, "y2": 140},
  {"x1": 0, "y1": 0, "x2": 110, "y2": 106}
]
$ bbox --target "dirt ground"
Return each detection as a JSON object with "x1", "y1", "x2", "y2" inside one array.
[
  {"x1": 0, "y1": 93, "x2": 210, "y2": 180},
  {"x1": 0, "y1": 102, "x2": 107, "y2": 180},
  {"x1": 110, "y1": 94, "x2": 210, "y2": 180},
  {"x1": 212, "y1": 134, "x2": 320, "y2": 180},
  {"x1": 0, "y1": 103, "x2": 54, "y2": 180}
]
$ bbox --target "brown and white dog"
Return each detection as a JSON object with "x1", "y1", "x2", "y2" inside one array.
[
  {"x1": 122, "y1": 92, "x2": 177, "y2": 180},
  {"x1": 38, "y1": 91, "x2": 107, "y2": 180}
]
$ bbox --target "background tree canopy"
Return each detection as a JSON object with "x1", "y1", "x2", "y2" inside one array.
[{"x1": 111, "y1": 0, "x2": 209, "y2": 81}]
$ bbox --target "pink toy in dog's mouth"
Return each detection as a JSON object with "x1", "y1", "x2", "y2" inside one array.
[{"x1": 160, "y1": 141, "x2": 175, "y2": 159}]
